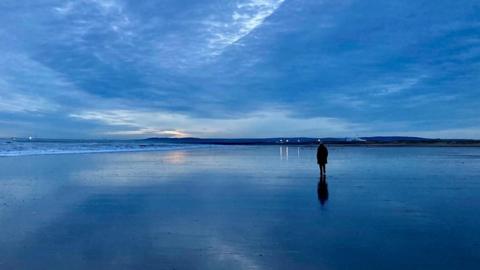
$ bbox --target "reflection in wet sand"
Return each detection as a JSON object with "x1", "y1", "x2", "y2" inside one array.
[
  {"x1": 164, "y1": 150, "x2": 188, "y2": 164},
  {"x1": 280, "y1": 146, "x2": 295, "y2": 160},
  {"x1": 317, "y1": 175, "x2": 328, "y2": 206},
  {"x1": 279, "y1": 146, "x2": 289, "y2": 160}
]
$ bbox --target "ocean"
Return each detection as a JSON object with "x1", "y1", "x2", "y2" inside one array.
[{"x1": 0, "y1": 138, "x2": 208, "y2": 156}]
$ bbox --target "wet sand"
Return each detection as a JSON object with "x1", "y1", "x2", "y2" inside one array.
[{"x1": 1, "y1": 146, "x2": 480, "y2": 269}]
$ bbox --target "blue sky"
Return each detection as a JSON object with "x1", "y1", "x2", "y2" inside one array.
[{"x1": 1, "y1": 0, "x2": 479, "y2": 139}]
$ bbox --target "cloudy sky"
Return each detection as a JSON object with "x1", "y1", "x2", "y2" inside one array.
[{"x1": 1, "y1": 0, "x2": 479, "y2": 138}]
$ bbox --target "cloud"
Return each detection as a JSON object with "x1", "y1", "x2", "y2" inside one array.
[
  {"x1": 70, "y1": 108, "x2": 363, "y2": 138},
  {"x1": 403, "y1": 94, "x2": 458, "y2": 108},
  {"x1": 53, "y1": 1, "x2": 75, "y2": 15},
  {"x1": 53, "y1": 0, "x2": 134, "y2": 44},
  {"x1": 374, "y1": 75, "x2": 427, "y2": 96},
  {"x1": 327, "y1": 93, "x2": 369, "y2": 109},
  {"x1": 0, "y1": 53, "x2": 64, "y2": 113},
  {"x1": 107, "y1": 129, "x2": 189, "y2": 137},
  {"x1": 0, "y1": 50, "x2": 106, "y2": 113},
  {"x1": 0, "y1": 0, "x2": 479, "y2": 138},
  {"x1": 0, "y1": 92, "x2": 57, "y2": 113},
  {"x1": 54, "y1": 0, "x2": 126, "y2": 17},
  {"x1": 206, "y1": 0, "x2": 285, "y2": 56},
  {"x1": 153, "y1": 0, "x2": 286, "y2": 69}
]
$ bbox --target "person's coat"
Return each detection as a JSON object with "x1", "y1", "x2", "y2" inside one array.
[{"x1": 316, "y1": 144, "x2": 328, "y2": 165}]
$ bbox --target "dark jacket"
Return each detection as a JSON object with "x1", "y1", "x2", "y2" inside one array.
[{"x1": 316, "y1": 144, "x2": 328, "y2": 164}]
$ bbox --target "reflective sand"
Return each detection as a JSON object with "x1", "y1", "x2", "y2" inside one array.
[{"x1": 1, "y1": 146, "x2": 479, "y2": 269}]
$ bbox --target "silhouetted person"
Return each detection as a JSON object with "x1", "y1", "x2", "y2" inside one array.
[
  {"x1": 316, "y1": 143, "x2": 328, "y2": 175},
  {"x1": 317, "y1": 175, "x2": 328, "y2": 205}
]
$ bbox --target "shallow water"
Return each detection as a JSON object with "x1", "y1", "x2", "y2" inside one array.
[
  {"x1": 0, "y1": 146, "x2": 479, "y2": 269},
  {"x1": 0, "y1": 138, "x2": 204, "y2": 156}
]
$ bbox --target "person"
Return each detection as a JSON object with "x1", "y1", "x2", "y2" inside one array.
[{"x1": 316, "y1": 142, "x2": 328, "y2": 175}]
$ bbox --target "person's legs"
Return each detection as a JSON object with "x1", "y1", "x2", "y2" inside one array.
[
  {"x1": 323, "y1": 164, "x2": 326, "y2": 175},
  {"x1": 320, "y1": 164, "x2": 325, "y2": 175}
]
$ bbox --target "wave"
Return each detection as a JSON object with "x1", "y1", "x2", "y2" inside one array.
[{"x1": 0, "y1": 139, "x2": 209, "y2": 157}]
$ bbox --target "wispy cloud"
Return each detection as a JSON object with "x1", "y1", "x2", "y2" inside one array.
[
  {"x1": 404, "y1": 94, "x2": 458, "y2": 108},
  {"x1": 53, "y1": 1, "x2": 75, "y2": 15},
  {"x1": 0, "y1": 53, "x2": 64, "y2": 113},
  {"x1": 107, "y1": 129, "x2": 188, "y2": 137},
  {"x1": 69, "y1": 110, "x2": 192, "y2": 137},
  {"x1": 53, "y1": 0, "x2": 134, "y2": 43},
  {"x1": 0, "y1": 50, "x2": 104, "y2": 112},
  {"x1": 374, "y1": 75, "x2": 427, "y2": 96},
  {"x1": 327, "y1": 93, "x2": 369, "y2": 109},
  {"x1": 206, "y1": 0, "x2": 285, "y2": 56},
  {"x1": 0, "y1": 91, "x2": 56, "y2": 113},
  {"x1": 154, "y1": 0, "x2": 286, "y2": 69},
  {"x1": 70, "y1": 108, "x2": 362, "y2": 138},
  {"x1": 54, "y1": 0, "x2": 126, "y2": 18}
]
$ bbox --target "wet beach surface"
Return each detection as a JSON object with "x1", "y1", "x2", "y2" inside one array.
[{"x1": 1, "y1": 146, "x2": 479, "y2": 269}]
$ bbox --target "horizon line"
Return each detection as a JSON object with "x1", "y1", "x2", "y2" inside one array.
[{"x1": 2, "y1": 135, "x2": 480, "y2": 141}]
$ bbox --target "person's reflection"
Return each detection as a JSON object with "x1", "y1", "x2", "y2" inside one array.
[{"x1": 317, "y1": 175, "x2": 328, "y2": 205}]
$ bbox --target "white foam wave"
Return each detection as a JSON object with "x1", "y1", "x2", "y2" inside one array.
[{"x1": 0, "y1": 140, "x2": 209, "y2": 157}]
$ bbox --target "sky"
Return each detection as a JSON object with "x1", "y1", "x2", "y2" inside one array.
[{"x1": 0, "y1": 0, "x2": 479, "y2": 139}]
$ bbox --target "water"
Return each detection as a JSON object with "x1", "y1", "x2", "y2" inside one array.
[
  {"x1": 0, "y1": 146, "x2": 479, "y2": 269},
  {"x1": 0, "y1": 139, "x2": 205, "y2": 156}
]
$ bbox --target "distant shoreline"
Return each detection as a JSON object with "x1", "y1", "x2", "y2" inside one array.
[
  {"x1": 3, "y1": 136, "x2": 480, "y2": 147},
  {"x1": 142, "y1": 136, "x2": 480, "y2": 147}
]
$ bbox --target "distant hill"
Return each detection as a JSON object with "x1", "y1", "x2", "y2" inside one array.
[{"x1": 142, "y1": 136, "x2": 480, "y2": 145}]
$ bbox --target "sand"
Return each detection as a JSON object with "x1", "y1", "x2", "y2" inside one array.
[{"x1": 1, "y1": 145, "x2": 479, "y2": 269}]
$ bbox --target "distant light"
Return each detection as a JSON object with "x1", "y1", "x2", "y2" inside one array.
[{"x1": 28, "y1": 136, "x2": 33, "y2": 140}]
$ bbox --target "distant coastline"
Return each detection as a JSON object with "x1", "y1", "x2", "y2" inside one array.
[
  {"x1": 143, "y1": 136, "x2": 480, "y2": 146},
  {"x1": 3, "y1": 136, "x2": 480, "y2": 147}
]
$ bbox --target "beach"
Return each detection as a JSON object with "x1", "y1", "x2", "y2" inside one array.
[{"x1": 1, "y1": 145, "x2": 479, "y2": 269}]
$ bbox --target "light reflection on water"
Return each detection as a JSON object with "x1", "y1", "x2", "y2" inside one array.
[
  {"x1": 280, "y1": 146, "x2": 301, "y2": 161},
  {"x1": 163, "y1": 150, "x2": 188, "y2": 165}
]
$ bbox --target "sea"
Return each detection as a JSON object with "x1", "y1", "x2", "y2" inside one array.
[{"x1": 0, "y1": 138, "x2": 206, "y2": 156}]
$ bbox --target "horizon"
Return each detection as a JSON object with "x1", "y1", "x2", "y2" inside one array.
[
  {"x1": 1, "y1": 1, "x2": 479, "y2": 139},
  {"x1": 3, "y1": 135, "x2": 480, "y2": 141}
]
